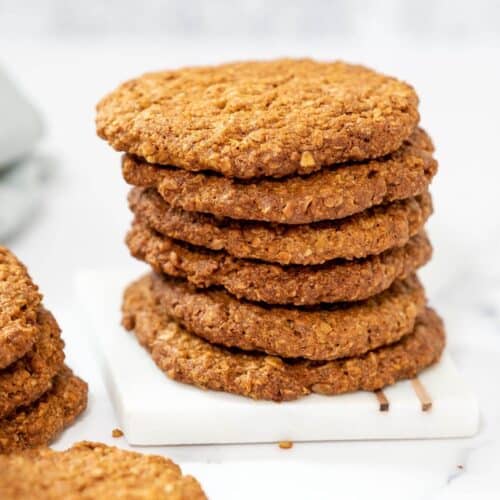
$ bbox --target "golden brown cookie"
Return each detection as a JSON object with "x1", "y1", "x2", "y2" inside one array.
[
  {"x1": 0, "y1": 308, "x2": 65, "y2": 419},
  {"x1": 0, "y1": 441, "x2": 206, "y2": 499},
  {"x1": 96, "y1": 59, "x2": 419, "y2": 179},
  {"x1": 123, "y1": 128, "x2": 436, "y2": 224},
  {"x1": 0, "y1": 366, "x2": 87, "y2": 454},
  {"x1": 128, "y1": 221, "x2": 432, "y2": 305},
  {"x1": 143, "y1": 273, "x2": 426, "y2": 360},
  {"x1": 129, "y1": 187, "x2": 432, "y2": 265},
  {"x1": 0, "y1": 246, "x2": 42, "y2": 369},
  {"x1": 122, "y1": 277, "x2": 445, "y2": 401}
]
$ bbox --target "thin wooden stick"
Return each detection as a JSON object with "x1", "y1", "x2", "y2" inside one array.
[
  {"x1": 411, "y1": 378, "x2": 432, "y2": 411},
  {"x1": 374, "y1": 390, "x2": 389, "y2": 411}
]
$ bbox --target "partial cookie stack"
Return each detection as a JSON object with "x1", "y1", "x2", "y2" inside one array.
[
  {"x1": 96, "y1": 59, "x2": 445, "y2": 401},
  {"x1": 0, "y1": 247, "x2": 87, "y2": 452}
]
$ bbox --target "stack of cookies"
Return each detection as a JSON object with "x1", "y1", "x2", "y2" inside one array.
[
  {"x1": 96, "y1": 59, "x2": 445, "y2": 402},
  {"x1": 0, "y1": 247, "x2": 87, "y2": 452}
]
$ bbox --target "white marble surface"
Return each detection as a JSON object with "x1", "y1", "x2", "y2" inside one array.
[{"x1": 1, "y1": 38, "x2": 499, "y2": 499}]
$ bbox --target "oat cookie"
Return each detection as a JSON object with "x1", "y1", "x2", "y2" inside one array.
[
  {"x1": 97, "y1": 59, "x2": 419, "y2": 179},
  {"x1": 0, "y1": 246, "x2": 42, "y2": 369},
  {"x1": 122, "y1": 277, "x2": 445, "y2": 401},
  {"x1": 0, "y1": 366, "x2": 87, "y2": 454},
  {"x1": 145, "y1": 273, "x2": 426, "y2": 360},
  {"x1": 0, "y1": 441, "x2": 206, "y2": 499},
  {"x1": 123, "y1": 128, "x2": 436, "y2": 224},
  {"x1": 0, "y1": 308, "x2": 65, "y2": 419},
  {"x1": 130, "y1": 188, "x2": 432, "y2": 265},
  {"x1": 128, "y1": 222, "x2": 431, "y2": 305}
]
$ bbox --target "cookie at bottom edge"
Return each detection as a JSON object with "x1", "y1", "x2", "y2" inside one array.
[
  {"x1": 122, "y1": 277, "x2": 445, "y2": 402},
  {"x1": 0, "y1": 366, "x2": 88, "y2": 453},
  {"x1": 0, "y1": 441, "x2": 206, "y2": 499}
]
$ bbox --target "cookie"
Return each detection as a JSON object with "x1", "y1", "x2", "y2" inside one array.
[
  {"x1": 0, "y1": 441, "x2": 206, "y2": 499},
  {"x1": 122, "y1": 277, "x2": 445, "y2": 401},
  {"x1": 142, "y1": 273, "x2": 426, "y2": 360},
  {"x1": 97, "y1": 59, "x2": 419, "y2": 179},
  {"x1": 0, "y1": 246, "x2": 42, "y2": 369},
  {"x1": 123, "y1": 128, "x2": 436, "y2": 224},
  {"x1": 0, "y1": 308, "x2": 65, "y2": 419},
  {"x1": 129, "y1": 187, "x2": 432, "y2": 265},
  {"x1": 128, "y1": 221, "x2": 431, "y2": 305},
  {"x1": 0, "y1": 366, "x2": 87, "y2": 454}
]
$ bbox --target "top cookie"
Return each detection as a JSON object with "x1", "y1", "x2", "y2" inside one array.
[
  {"x1": 0, "y1": 247, "x2": 42, "y2": 369},
  {"x1": 97, "y1": 59, "x2": 419, "y2": 178}
]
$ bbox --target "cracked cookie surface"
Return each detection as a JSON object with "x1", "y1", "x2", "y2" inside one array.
[
  {"x1": 123, "y1": 128, "x2": 436, "y2": 224},
  {"x1": 130, "y1": 188, "x2": 432, "y2": 265},
  {"x1": 97, "y1": 59, "x2": 419, "y2": 179},
  {"x1": 0, "y1": 247, "x2": 43, "y2": 369},
  {"x1": 0, "y1": 308, "x2": 65, "y2": 419},
  {"x1": 0, "y1": 366, "x2": 87, "y2": 453},
  {"x1": 128, "y1": 222, "x2": 431, "y2": 305},
  {"x1": 122, "y1": 275, "x2": 445, "y2": 401},
  {"x1": 0, "y1": 441, "x2": 206, "y2": 499}
]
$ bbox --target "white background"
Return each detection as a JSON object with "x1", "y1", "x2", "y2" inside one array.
[{"x1": 1, "y1": 1, "x2": 500, "y2": 498}]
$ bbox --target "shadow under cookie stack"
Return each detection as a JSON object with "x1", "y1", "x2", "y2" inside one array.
[
  {"x1": 96, "y1": 59, "x2": 446, "y2": 402},
  {"x1": 0, "y1": 247, "x2": 88, "y2": 453}
]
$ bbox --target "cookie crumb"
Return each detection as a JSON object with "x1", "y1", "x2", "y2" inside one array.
[
  {"x1": 278, "y1": 441, "x2": 293, "y2": 450},
  {"x1": 300, "y1": 151, "x2": 316, "y2": 168},
  {"x1": 112, "y1": 428, "x2": 124, "y2": 438}
]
